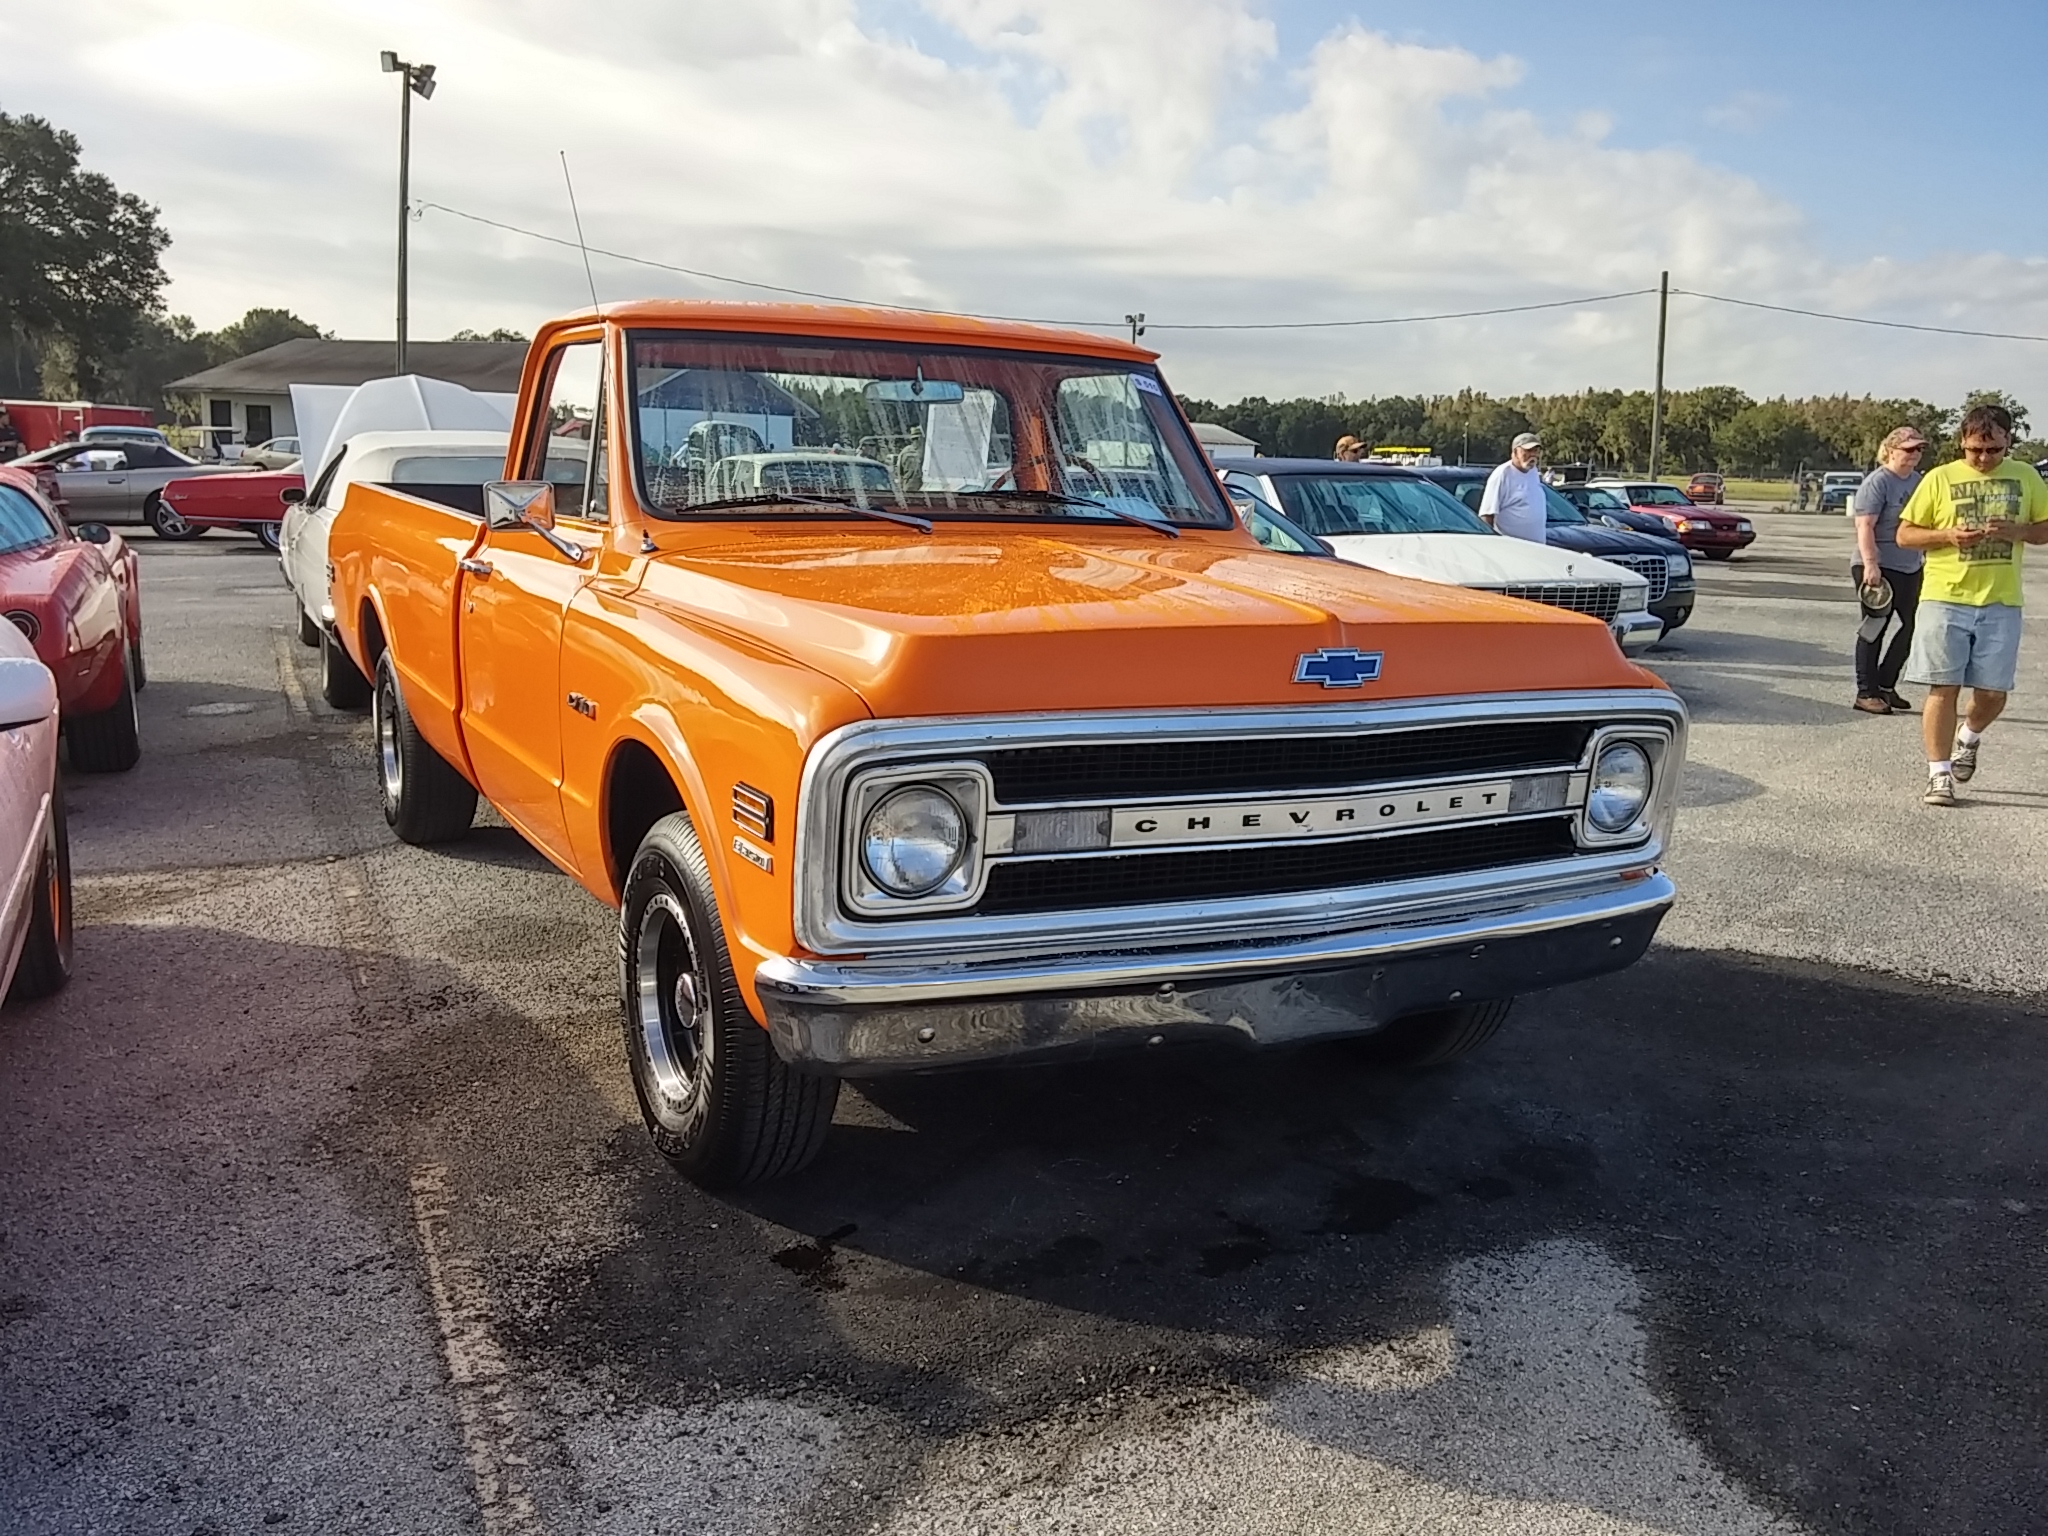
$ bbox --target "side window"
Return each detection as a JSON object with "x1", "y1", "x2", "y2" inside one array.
[
  {"x1": 531, "y1": 341, "x2": 606, "y2": 520},
  {"x1": 1455, "y1": 483, "x2": 1484, "y2": 512},
  {"x1": 0, "y1": 485, "x2": 61, "y2": 554}
]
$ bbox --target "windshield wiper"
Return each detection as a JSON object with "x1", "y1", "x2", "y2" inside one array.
[
  {"x1": 947, "y1": 488, "x2": 1180, "y2": 539},
  {"x1": 680, "y1": 491, "x2": 933, "y2": 533}
]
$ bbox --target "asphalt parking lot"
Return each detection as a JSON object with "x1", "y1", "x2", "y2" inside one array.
[{"x1": 3, "y1": 513, "x2": 2045, "y2": 1535}]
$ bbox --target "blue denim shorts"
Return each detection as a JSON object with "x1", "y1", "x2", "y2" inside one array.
[{"x1": 1904, "y1": 600, "x2": 2024, "y2": 691}]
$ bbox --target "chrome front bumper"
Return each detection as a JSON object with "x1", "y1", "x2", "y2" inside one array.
[
  {"x1": 755, "y1": 872, "x2": 1673, "y2": 1075},
  {"x1": 1612, "y1": 610, "x2": 1664, "y2": 650}
]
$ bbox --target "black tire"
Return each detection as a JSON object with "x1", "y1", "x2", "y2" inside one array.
[
  {"x1": 66, "y1": 653, "x2": 140, "y2": 773},
  {"x1": 297, "y1": 604, "x2": 321, "y2": 648},
  {"x1": 372, "y1": 651, "x2": 475, "y2": 844},
  {"x1": 619, "y1": 812, "x2": 838, "y2": 1188},
  {"x1": 128, "y1": 626, "x2": 147, "y2": 692},
  {"x1": 1704, "y1": 549, "x2": 1736, "y2": 561},
  {"x1": 321, "y1": 628, "x2": 372, "y2": 711},
  {"x1": 256, "y1": 523, "x2": 282, "y2": 553},
  {"x1": 7, "y1": 780, "x2": 73, "y2": 1003},
  {"x1": 1353, "y1": 997, "x2": 1514, "y2": 1067},
  {"x1": 143, "y1": 493, "x2": 206, "y2": 542}
]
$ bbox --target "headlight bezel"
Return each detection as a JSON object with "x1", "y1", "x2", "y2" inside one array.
[
  {"x1": 1664, "y1": 550, "x2": 1691, "y2": 578},
  {"x1": 840, "y1": 761, "x2": 991, "y2": 915},
  {"x1": 1576, "y1": 728, "x2": 1665, "y2": 846}
]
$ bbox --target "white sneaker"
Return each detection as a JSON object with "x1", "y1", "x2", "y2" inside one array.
[{"x1": 1952, "y1": 733, "x2": 1980, "y2": 783}]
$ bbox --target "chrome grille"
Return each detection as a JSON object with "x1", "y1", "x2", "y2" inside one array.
[
  {"x1": 1600, "y1": 555, "x2": 1669, "y2": 604},
  {"x1": 1475, "y1": 583, "x2": 1624, "y2": 622}
]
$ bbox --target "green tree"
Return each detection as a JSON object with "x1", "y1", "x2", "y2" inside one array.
[
  {"x1": 450, "y1": 327, "x2": 529, "y2": 344},
  {"x1": 1422, "y1": 390, "x2": 1532, "y2": 466},
  {"x1": 214, "y1": 307, "x2": 325, "y2": 357},
  {"x1": 0, "y1": 111, "x2": 170, "y2": 397},
  {"x1": 1713, "y1": 401, "x2": 1822, "y2": 474},
  {"x1": 1599, "y1": 392, "x2": 1655, "y2": 472}
]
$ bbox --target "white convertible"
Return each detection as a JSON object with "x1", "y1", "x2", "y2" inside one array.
[
  {"x1": 1221, "y1": 460, "x2": 1663, "y2": 650},
  {"x1": 1, "y1": 620, "x2": 69, "y2": 1005},
  {"x1": 281, "y1": 429, "x2": 509, "y2": 707}
]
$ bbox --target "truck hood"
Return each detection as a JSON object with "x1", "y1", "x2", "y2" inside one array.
[
  {"x1": 1319, "y1": 532, "x2": 1646, "y2": 594},
  {"x1": 633, "y1": 527, "x2": 1651, "y2": 717}
]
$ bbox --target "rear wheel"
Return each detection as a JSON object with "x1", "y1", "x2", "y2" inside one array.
[
  {"x1": 320, "y1": 628, "x2": 372, "y2": 710},
  {"x1": 7, "y1": 781, "x2": 73, "y2": 1002},
  {"x1": 67, "y1": 653, "x2": 140, "y2": 773},
  {"x1": 127, "y1": 626, "x2": 147, "y2": 692},
  {"x1": 1352, "y1": 998, "x2": 1514, "y2": 1067},
  {"x1": 620, "y1": 813, "x2": 838, "y2": 1188},
  {"x1": 143, "y1": 493, "x2": 206, "y2": 542},
  {"x1": 372, "y1": 651, "x2": 475, "y2": 844},
  {"x1": 1704, "y1": 549, "x2": 1736, "y2": 561},
  {"x1": 256, "y1": 523, "x2": 282, "y2": 553}
]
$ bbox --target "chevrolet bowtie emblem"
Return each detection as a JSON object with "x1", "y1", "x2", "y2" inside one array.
[{"x1": 1293, "y1": 648, "x2": 1384, "y2": 688}]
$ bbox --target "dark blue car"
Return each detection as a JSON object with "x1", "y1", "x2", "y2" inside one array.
[{"x1": 1416, "y1": 466, "x2": 1696, "y2": 638}]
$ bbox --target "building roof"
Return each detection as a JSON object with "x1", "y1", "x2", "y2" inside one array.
[
  {"x1": 1190, "y1": 422, "x2": 1259, "y2": 450},
  {"x1": 168, "y1": 338, "x2": 529, "y2": 395}
]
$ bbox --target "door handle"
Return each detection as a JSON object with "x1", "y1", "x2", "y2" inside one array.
[{"x1": 458, "y1": 557, "x2": 494, "y2": 578}]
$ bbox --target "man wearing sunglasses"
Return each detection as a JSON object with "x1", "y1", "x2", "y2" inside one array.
[
  {"x1": 1849, "y1": 426, "x2": 1930, "y2": 714},
  {"x1": 1897, "y1": 404, "x2": 2048, "y2": 805}
]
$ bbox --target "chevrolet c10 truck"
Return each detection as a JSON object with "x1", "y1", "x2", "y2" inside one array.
[{"x1": 326, "y1": 301, "x2": 1687, "y2": 1188}]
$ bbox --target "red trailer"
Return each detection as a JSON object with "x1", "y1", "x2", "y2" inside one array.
[{"x1": 1, "y1": 400, "x2": 157, "y2": 455}]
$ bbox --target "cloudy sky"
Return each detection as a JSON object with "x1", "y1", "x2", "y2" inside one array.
[{"x1": 6, "y1": 0, "x2": 2047, "y2": 406}]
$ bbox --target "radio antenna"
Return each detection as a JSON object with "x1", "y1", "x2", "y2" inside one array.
[{"x1": 559, "y1": 150, "x2": 600, "y2": 312}]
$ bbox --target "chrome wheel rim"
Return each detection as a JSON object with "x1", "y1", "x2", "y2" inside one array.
[
  {"x1": 375, "y1": 675, "x2": 402, "y2": 809},
  {"x1": 634, "y1": 890, "x2": 709, "y2": 1127},
  {"x1": 154, "y1": 504, "x2": 189, "y2": 536}
]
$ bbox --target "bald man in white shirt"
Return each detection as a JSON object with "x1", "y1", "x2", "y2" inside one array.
[{"x1": 1478, "y1": 432, "x2": 1548, "y2": 542}]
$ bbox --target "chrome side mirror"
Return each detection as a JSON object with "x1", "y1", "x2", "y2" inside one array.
[{"x1": 484, "y1": 480, "x2": 585, "y2": 562}]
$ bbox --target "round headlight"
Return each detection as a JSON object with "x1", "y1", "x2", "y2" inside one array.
[
  {"x1": 862, "y1": 786, "x2": 967, "y2": 896},
  {"x1": 1587, "y1": 742, "x2": 1651, "y2": 833}
]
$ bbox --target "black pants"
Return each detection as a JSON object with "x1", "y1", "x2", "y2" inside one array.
[{"x1": 1853, "y1": 563, "x2": 1923, "y2": 696}]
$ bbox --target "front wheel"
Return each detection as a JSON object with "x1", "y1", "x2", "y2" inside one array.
[
  {"x1": 7, "y1": 781, "x2": 73, "y2": 1002},
  {"x1": 1351, "y1": 997, "x2": 1514, "y2": 1066},
  {"x1": 620, "y1": 813, "x2": 838, "y2": 1188},
  {"x1": 1704, "y1": 549, "x2": 1736, "y2": 561},
  {"x1": 372, "y1": 651, "x2": 475, "y2": 844},
  {"x1": 143, "y1": 494, "x2": 206, "y2": 542},
  {"x1": 256, "y1": 522, "x2": 282, "y2": 553}
]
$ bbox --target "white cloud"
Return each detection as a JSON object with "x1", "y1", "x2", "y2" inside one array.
[
  {"x1": 4, "y1": 0, "x2": 2047, "y2": 407},
  {"x1": 1703, "y1": 90, "x2": 1787, "y2": 134}
]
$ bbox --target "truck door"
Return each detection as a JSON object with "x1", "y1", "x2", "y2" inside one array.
[{"x1": 456, "y1": 340, "x2": 605, "y2": 867}]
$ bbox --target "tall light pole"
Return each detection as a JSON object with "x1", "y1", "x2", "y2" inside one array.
[
  {"x1": 1648, "y1": 270, "x2": 1669, "y2": 479},
  {"x1": 381, "y1": 51, "x2": 436, "y2": 375}
]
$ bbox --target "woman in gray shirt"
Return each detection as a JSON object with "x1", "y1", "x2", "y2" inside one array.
[{"x1": 1850, "y1": 426, "x2": 1929, "y2": 714}]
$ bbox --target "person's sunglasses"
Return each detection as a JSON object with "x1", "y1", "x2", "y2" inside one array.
[{"x1": 1895, "y1": 443, "x2": 1926, "y2": 454}]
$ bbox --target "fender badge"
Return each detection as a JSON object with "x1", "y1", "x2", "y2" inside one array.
[
  {"x1": 566, "y1": 692, "x2": 598, "y2": 719},
  {"x1": 732, "y1": 836, "x2": 773, "y2": 873},
  {"x1": 1294, "y1": 648, "x2": 1384, "y2": 688}
]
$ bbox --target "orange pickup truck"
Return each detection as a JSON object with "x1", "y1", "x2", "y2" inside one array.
[{"x1": 327, "y1": 300, "x2": 1687, "y2": 1187}]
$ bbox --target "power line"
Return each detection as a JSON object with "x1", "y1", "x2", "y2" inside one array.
[
  {"x1": 417, "y1": 200, "x2": 2048, "y2": 346},
  {"x1": 1145, "y1": 289, "x2": 1657, "y2": 330},
  {"x1": 417, "y1": 201, "x2": 1120, "y2": 329},
  {"x1": 419, "y1": 200, "x2": 1655, "y2": 335},
  {"x1": 1674, "y1": 288, "x2": 2048, "y2": 345}
]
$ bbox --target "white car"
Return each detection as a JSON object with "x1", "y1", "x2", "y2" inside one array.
[
  {"x1": 280, "y1": 430, "x2": 509, "y2": 707},
  {"x1": 1, "y1": 620, "x2": 70, "y2": 1005},
  {"x1": 1222, "y1": 461, "x2": 1662, "y2": 650}
]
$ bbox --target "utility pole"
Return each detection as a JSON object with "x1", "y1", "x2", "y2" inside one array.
[
  {"x1": 1648, "y1": 269, "x2": 1669, "y2": 479},
  {"x1": 381, "y1": 52, "x2": 437, "y2": 375},
  {"x1": 1125, "y1": 313, "x2": 1146, "y2": 346}
]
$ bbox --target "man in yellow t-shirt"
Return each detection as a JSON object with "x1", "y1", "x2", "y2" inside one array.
[{"x1": 1897, "y1": 404, "x2": 2048, "y2": 805}]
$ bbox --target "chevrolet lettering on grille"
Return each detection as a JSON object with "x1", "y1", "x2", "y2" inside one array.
[{"x1": 1109, "y1": 781, "x2": 1514, "y2": 848}]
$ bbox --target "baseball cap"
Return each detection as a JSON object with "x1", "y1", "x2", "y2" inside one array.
[{"x1": 1512, "y1": 432, "x2": 1542, "y2": 451}]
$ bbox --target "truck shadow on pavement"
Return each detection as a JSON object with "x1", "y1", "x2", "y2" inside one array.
[{"x1": 465, "y1": 943, "x2": 2048, "y2": 1536}]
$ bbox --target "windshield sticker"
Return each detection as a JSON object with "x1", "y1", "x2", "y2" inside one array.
[{"x1": 1132, "y1": 374, "x2": 1163, "y2": 395}]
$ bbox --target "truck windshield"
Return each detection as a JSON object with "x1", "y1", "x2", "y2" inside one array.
[{"x1": 626, "y1": 330, "x2": 1231, "y2": 529}]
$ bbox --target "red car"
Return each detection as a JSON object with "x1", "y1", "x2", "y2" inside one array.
[
  {"x1": 0, "y1": 466, "x2": 142, "y2": 771},
  {"x1": 159, "y1": 468, "x2": 302, "y2": 551},
  {"x1": 1589, "y1": 480, "x2": 1755, "y2": 559},
  {"x1": 1685, "y1": 472, "x2": 1725, "y2": 505}
]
